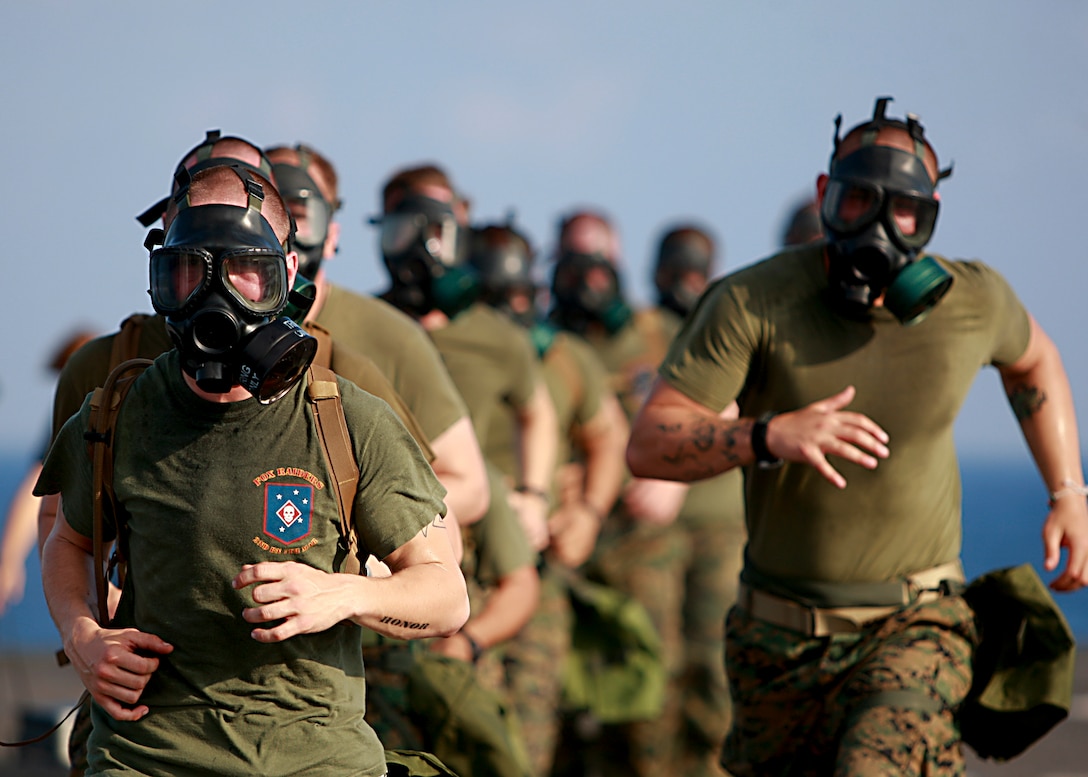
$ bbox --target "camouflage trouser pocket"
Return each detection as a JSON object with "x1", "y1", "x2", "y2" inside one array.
[{"x1": 722, "y1": 597, "x2": 977, "y2": 777}]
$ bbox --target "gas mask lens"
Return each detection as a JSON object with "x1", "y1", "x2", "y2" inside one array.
[
  {"x1": 822, "y1": 180, "x2": 938, "y2": 249},
  {"x1": 150, "y1": 247, "x2": 288, "y2": 316},
  {"x1": 150, "y1": 248, "x2": 212, "y2": 313},
  {"x1": 381, "y1": 213, "x2": 460, "y2": 266},
  {"x1": 287, "y1": 194, "x2": 331, "y2": 250},
  {"x1": 219, "y1": 249, "x2": 289, "y2": 312}
]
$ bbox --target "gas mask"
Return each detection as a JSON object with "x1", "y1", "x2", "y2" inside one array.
[
  {"x1": 376, "y1": 193, "x2": 479, "y2": 318},
  {"x1": 272, "y1": 160, "x2": 333, "y2": 281},
  {"x1": 468, "y1": 225, "x2": 539, "y2": 328},
  {"x1": 821, "y1": 97, "x2": 954, "y2": 326},
  {"x1": 146, "y1": 173, "x2": 316, "y2": 402},
  {"x1": 654, "y1": 233, "x2": 712, "y2": 317},
  {"x1": 550, "y1": 251, "x2": 632, "y2": 335}
]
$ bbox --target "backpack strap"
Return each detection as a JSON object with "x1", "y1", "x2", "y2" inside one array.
[
  {"x1": 109, "y1": 314, "x2": 153, "y2": 368},
  {"x1": 306, "y1": 364, "x2": 362, "y2": 574},
  {"x1": 303, "y1": 320, "x2": 334, "y2": 369},
  {"x1": 84, "y1": 358, "x2": 153, "y2": 625}
]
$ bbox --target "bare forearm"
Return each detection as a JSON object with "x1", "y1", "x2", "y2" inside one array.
[
  {"x1": 519, "y1": 385, "x2": 559, "y2": 494},
  {"x1": 628, "y1": 405, "x2": 754, "y2": 481},
  {"x1": 1002, "y1": 342, "x2": 1083, "y2": 493},
  {"x1": 460, "y1": 564, "x2": 540, "y2": 649},
  {"x1": 42, "y1": 529, "x2": 99, "y2": 646},
  {"x1": 353, "y1": 561, "x2": 469, "y2": 639},
  {"x1": 1, "y1": 464, "x2": 42, "y2": 569},
  {"x1": 579, "y1": 398, "x2": 628, "y2": 516}
]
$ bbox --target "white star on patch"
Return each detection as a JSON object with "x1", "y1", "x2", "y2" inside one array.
[
  {"x1": 276, "y1": 494, "x2": 283, "y2": 500},
  {"x1": 294, "y1": 489, "x2": 300, "y2": 495}
]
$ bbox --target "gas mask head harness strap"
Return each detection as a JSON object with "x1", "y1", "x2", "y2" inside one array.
[
  {"x1": 271, "y1": 144, "x2": 340, "y2": 281},
  {"x1": 372, "y1": 192, "x2": 479, "y2": 319},
  {"x1": 135, "y1": 130, "x2": 276, "y2": 228},
  {"x1": 822, "y1": 97, "x2": 955, "y2": 326},
  {"x1": 144, "y1": 163, "x2": 316, "y2": 403}
]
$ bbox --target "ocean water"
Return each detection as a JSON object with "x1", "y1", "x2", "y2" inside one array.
[{"x1": 0, "y1": 450, "x2": 1085, "y2": 650}]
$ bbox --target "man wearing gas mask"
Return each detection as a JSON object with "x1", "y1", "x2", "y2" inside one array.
[
  {"x1": 551, "y1": 217, "x2": 688, "y2": 777},
  {"x1": 469, "y1": 222, "x2": 629, "y2": 776},
  {"x1": 627, "y1": 97, "x2": 1088, "y2": 775},
  {"x1": 646, "y1": 224, "x2": 747, "y2": 777},
  {"x1": 263, "y1": 144, "x2": 490, "y2": 531},
  {"x1": 37, "y1": 163, "x2": 469, "y2": 777}
]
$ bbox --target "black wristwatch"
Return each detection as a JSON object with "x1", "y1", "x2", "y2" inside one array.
[
  {"x1": 461, "y1": 630, "x2": 485, "y2": 664},
  {"x1": 751, "y1": 412, "x2": 783, "y2": 469}
]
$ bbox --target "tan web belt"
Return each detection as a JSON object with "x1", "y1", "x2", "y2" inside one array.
[{"x1": 738, "y1": 560, "x2": 965, "y2": 637}]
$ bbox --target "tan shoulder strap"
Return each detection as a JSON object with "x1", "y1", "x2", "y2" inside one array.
[
  {"x1": 303, "y1": 321, "x2": 334, "y2": 369},
  {"x1": 306, "y1": 364, "x2": 362, "y2": 574},
  {"x1": 109, "y1": 314, "x2": 153, "y2": 368},
  {"x1": 85, "y1": 358, "x2": 153, "y2": 625}
]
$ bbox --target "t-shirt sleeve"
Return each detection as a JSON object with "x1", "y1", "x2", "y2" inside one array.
[
  {"x1": 342, "y1": 379, "x2": 448, "y2": 560},
  {"x1": 34, "y1": 399, "x2": 102, "y2": 540},
  {"x1": 658, "y1": 278, "x2": 760, "y2": 411},
  {"x1": 975, "y1": 262, "x2": 1032, "y2": 366}
]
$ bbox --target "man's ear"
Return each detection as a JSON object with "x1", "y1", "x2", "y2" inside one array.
[
  {"x1": 815, "y1": 173, "x2": 829, "y2": 205},
  {"x1": 285, "y1": 251, "x2": 300, "y2": 288},
  {"x1": 323, "y1": 221, "x2": 341, "y2": 260}
]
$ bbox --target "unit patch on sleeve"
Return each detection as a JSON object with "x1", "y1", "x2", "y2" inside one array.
[{"x1": 263, "y1": 484, "x2": 314, "y2": 545}]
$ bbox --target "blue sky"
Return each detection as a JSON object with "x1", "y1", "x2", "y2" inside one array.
[{"x1": 2, "y1": 1, "x2": 1086, "y2": 464}]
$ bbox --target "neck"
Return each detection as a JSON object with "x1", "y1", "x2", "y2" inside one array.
[
  {"x1": 182, "y1": 371, "x2": 253, "y2": 403},
  {"x1": 305, "y1": 269, "x2": 332, "y2": 322},
  {"x1": 419, "y1": 308, "x2": 450, "y2": 331}
]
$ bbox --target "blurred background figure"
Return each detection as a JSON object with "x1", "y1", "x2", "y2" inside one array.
[
  {"x1": 779, "y1": 196, "x2": 823, "y2": 247},
  {"x1": 0, "y1": 328, "x2": 95, "y2": 617}
]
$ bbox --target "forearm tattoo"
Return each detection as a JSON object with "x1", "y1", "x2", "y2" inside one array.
[
  {"x1": 658, "y1": 414, "x2": 747, "y2": 479},
  {"x1": 1008, "y1": 382, "x2": 1047, "y2": 421},
  {"x1": 378, "y1": 615, "x2": 430, "y2": 631}
]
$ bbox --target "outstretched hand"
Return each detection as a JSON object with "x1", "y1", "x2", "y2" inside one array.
[
  {"x1": 1042, "y1": 497, "x2": 1088, "y2": 592},
  {"x1": 765, "y1": 386, "x2": 890, "y2": 488},
  {"x1": 234, "y1": 562, "x2": 357, "y2": 642},
  {"x1": 65, "y1": 616, "x2": 173, "y2": 721}
]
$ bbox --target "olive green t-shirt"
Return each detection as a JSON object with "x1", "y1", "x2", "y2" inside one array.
[
  {"x1": 315, "y1": 283, "x2": 468, "y2": 442},
  {"x1": 37, "y1": 350, "x2": 446, "y2": 777},
  {"x1": 426, "y1": 303, "x2": 539, "y2": 450},
  {"x1": 50, "y1": 313, "x2": 434, "y2": 461},
  {"x1": 484, "y1": 330, "x2": 607, "y2": 480},
  {"x1": 660, "y1": 246, "x2": 1032, "y2": 583}
]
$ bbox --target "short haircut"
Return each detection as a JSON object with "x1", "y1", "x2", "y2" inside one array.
[
  {"x1": 382, "y1": 163, "x2": 454, "y2": 211},
  {"x1": 183, "y1": 165, "x2": 291, "y2": 243},
  {"x1": 558, "y1": 209, "x2": 621, "y2": 261},
  {"x1": 265, "y1": 143, "x2": 341, "y2": 207}
]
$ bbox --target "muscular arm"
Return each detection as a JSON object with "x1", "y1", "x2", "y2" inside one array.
[
  {"x1": 628, "y1": 378, "x2": 888, "y2": 488},
  {"x1": 429, "y1": 563, "x2": 541, "y2": 662},
  {"x1": 235, "y1": 513, "x2": 470, "y2": 641},
  {"x1": 512, "y1": 381, "x2": 560, "y2": 550},
  {"x1": 42, "y1": 507, "x2": 172, "y2": 721},
  {"x1": 430, "y1": 415, "x2": 490, "y2": 525},
  {"x1": 550, "y1": 394, "x2": 629, "y2": 567},
  {"x1": 998, "y1": 315, "x2": 1088, "y2": 591}
]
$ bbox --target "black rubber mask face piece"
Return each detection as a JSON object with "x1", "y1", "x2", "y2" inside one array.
[
  {"x1": 821, "y1": 145, "x2": 952, "y2": 325},
  {"x1": 273, "y1": 163, "x2": 332, "y2": 281},
  {"x1": 380, "y1": 194, "x2": 478, "y2": 318},
  {"x1": 550, "y1": 251, "x2": 631, "y2": 334},
  {"x1": 655, "y1": 241, "x2": 711, "y2": 318},
  {"x1": 149, "y1": 205, "x2": 316, "y2": 402}
]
